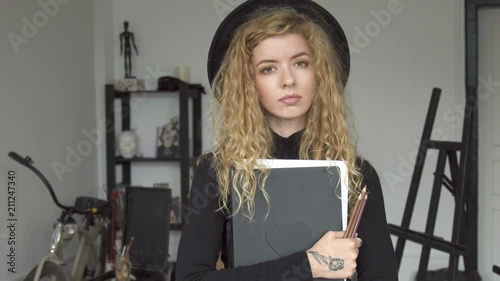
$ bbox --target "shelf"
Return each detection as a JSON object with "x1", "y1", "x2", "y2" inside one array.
[
  {"x1": 114, "y1": 84, "x2": 204, "y2": 99},
  {"x1": 115, "y1": 156, "x2": 180, "y2": 163},
  {"x1": 106, "y1": 83, "x2": 204, "y2": 242},
  {"x1": 105, "y1": 82, "x2": 203, "y2": 268}
]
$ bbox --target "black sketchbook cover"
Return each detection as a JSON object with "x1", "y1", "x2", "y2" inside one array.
[{"x1": 228, "y1": 160, "x2": 348, "y2": 281}]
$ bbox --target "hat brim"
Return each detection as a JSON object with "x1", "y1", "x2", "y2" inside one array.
[{"x1": 207, "y1": 0, "x2": 350, "y2": 87}]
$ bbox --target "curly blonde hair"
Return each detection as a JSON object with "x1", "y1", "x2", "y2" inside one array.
[{"x1": 208, "y1": 6, "x2": 364, "y2": 220}]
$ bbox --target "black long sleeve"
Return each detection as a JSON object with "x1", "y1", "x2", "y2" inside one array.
[
  {"x1": 356, "y1": 160, "x2": 399, "y2": 281},
  {"x1": 175, "y1": 131, "x2": 398, "y2": 281},
  {"x1": 175, "y1": 157, "x2": 313, "y2": 281}
]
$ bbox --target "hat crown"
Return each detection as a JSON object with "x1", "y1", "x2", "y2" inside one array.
[
  {"x1": 265, "y1": 0, "x2": 310, "y2": 3},
  {"x1": 208, "y1": 0, "x2": 350, "y2": 89}
]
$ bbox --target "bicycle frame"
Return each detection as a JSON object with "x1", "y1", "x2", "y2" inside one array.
[
  {"x1": 32, "y1": 221, "x2": 70, "y2": 280},
  {"x1": 72, "y1": 222, "x2": 104, "y2": 280},
  {"x1": 7, "y1": 152, "x2": 109, "y2": 281},
  {"x1": 32, "y1": 219, "x2": 105, "y2": 281}
]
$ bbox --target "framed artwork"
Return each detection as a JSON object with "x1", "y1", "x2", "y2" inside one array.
[{"x1": 156, "y1": 117, "x2": 180, "y2": 158}]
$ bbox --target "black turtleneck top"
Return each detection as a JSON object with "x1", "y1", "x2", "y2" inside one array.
[{"x1": 175, "y1": 131, "x2": 399, "y2": 281}]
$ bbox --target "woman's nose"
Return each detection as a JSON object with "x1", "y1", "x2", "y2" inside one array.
[{"x1": 281, "y1": 68, "x2": 295, "y2": 88}]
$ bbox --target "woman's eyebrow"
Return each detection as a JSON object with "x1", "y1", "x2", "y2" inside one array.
[
  {"x1": 291, "y1": 51, "x2": 311, "y2": 59},
  {"x1": 255, "y1": 51, "x2": 311, "y2": 67}
]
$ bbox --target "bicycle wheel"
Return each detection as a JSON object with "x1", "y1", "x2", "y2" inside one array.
[{"x1": 24, "y1": 262, "x2": 72, "y2": 281}]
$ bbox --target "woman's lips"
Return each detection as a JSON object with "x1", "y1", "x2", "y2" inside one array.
[{"x1": 280, "y1": 94, "x2": 301, "y2": 105}]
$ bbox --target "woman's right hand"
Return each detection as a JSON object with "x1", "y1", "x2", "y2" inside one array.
[{"x1": 305, "y1": 231, "x2": 362, "y2": 280}]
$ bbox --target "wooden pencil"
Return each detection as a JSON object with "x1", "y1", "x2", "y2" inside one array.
[
  {"x1": 345, "y1": 186, "x2": 367, "y2": 238},
  {"x1": 345, "y1": 189, "x2": 363, "y2": 237},
  {"x1": 347, "y1": 193, "x2": 362, "y2": 236},
  {"x1": 352, "y1": 193, "x2": 368, "y2": 237}
]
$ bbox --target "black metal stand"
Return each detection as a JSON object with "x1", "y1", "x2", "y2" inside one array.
[{"x1": 388, "y1": 88, "x2": 481, "y2": 281}]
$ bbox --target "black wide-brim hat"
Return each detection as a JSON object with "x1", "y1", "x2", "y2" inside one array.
[{"x1": 207, "y1": 0, "x2": 350, "y2": 88}]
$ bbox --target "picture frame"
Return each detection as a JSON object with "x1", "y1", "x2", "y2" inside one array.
[{"x1": 156, "y1": 117, "x2": 180, "y2": 158}]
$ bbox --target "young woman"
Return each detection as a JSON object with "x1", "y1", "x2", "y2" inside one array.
[{"x1": 176, "y1": 1, "x2": 398, "y2": 280}]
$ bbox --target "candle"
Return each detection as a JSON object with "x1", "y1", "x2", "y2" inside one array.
[{"x1": 176, "y1": 65, "x2": 191, "y2": 83}]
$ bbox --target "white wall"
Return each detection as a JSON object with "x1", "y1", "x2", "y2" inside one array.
[
  {"x1": 0, "y1": 0, "x2": 97, "y2": 280},
  {"x1": 94, "y1": 0, "x2": 115, "y2": 199},
  {"x1": 478, "y1": 7, "x2": 500, "y2": 281}
]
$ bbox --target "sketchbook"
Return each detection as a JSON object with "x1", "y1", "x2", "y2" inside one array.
[{"x1": 227, "y1": 159, "x2": 348, "y2": 281}]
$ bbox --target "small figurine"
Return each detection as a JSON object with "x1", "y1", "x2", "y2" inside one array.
[{"x1": 119, "y1": 21, "x2": 139, "y2": 78}]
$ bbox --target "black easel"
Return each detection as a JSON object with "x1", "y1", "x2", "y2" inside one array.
[{"x1": 388, "y1": 88, "x2": 480, "y2": 281}]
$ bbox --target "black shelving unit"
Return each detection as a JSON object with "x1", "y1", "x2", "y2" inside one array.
[{"x1": 105, "y1": 82, "x2": 204, "y2": 231}]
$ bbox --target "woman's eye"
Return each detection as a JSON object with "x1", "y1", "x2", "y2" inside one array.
[
  {"x1": 295, "y1": 61, "x2": 309, "y2": 67},
  {"x1": 261, "y1": 67, "x2": 275, "y2": 74}
]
